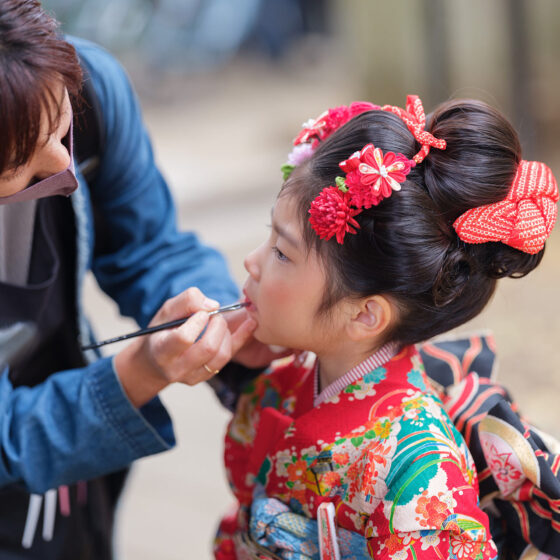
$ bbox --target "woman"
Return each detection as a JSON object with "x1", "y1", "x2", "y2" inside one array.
[{"x1": 0, "y1": 0, "x2": 259, "y2": 557}]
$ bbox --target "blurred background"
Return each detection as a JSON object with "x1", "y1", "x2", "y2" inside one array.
[{"x1": 41, "y1": 0, "x2": 560, "y2": 558}]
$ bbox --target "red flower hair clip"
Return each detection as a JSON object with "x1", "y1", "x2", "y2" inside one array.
[
  {"x1": 309, "y1": 187, "x2": 361, "y2": 244},
  {"x1": 294, "y1": 101, "x2": 380, "y2": 148},
  {"x1": 282, "y1": 102, "x2": 380, "y2": 179},
  {"x1": 288, "y1": 95, "x2": 445, "y2": 243},
  {"x1": 341, "y1": 144, "x2": 414, "y2": 208},
  {"x1": 309, "y1": 144, "x2": 414, "y2": 243},
  {"x1": 283, "y1": 95, "x2": 445, "y2": 181}
]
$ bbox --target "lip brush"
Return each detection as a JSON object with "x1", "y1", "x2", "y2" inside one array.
[{"x1": 81, "y1": 301, "x2": 248, "y2": 350}]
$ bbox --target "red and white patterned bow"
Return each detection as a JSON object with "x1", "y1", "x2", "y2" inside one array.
[
  {"x1": 453, "y1": 160, "x2": 559, "y2": 254},
  {"x1": 382, "y1": 95, "x2": 447, "y2": 164}
]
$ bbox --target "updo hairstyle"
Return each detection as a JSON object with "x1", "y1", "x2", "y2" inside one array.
[{"x1": 281, "y1": 99, "x2": 543, "y2": 347}]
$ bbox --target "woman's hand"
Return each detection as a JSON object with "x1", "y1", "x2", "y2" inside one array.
[
  {"x1": 114, "y1": 287, "x2": 256, "y2": 407},
  {"x1": 223, "y1": 308, "x2": 306, "y2": 369}
]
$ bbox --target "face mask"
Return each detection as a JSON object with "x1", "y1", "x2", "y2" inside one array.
[{"x1": 0, "y1": 119, "x2": 78, "y2": 206}]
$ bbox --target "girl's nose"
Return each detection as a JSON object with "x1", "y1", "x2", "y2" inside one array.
[{"x1": 244, "y1": 246, "x2": 261, "y2": 280}]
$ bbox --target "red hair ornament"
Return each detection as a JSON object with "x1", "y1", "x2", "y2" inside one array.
[
  {"x1": 292, "y1": 95, "x2": 447, "y2": 243},
  {"x1": 341, "y1": 144, "x2": 414, "y2": 208},
  {"x1": 292, "y1": 96, "x2": 558, "y2": 253},
  {"x1": 381, "y1": 95, "x2": 447, "y2": 164},
  {"x1": 284, "y1": 95, "x2": 446, "y2": 181},
  {"x1": 294, "y1": 102, "x2": 380, "y2": 148},
  {"x1": 309, "y1": 144, "x2": 414, "y2": 243},
  {"x1": 309, "y1": 187, "x2": 361, "y2": 244},
  {"x1": 453, "y1": 160, "x2": 559, "y2": 255}
]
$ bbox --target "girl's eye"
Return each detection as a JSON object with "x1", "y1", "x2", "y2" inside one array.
[{"x1": 272, "y1": 246, "x2": 289, "y2": 262}]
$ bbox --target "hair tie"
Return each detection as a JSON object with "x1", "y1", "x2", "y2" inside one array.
[
  {"x1": 453, "y1": 160, "x2": 559, "y2": 254},
  {"x1": 381, "y1": 95, "x2": 447, "y2": 164}
]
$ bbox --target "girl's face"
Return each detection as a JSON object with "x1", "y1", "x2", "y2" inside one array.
[
  {"x1": 243, "y1": 194, "x2": 347, "y2": 353},
  {"x1": 0, "y1": 84, "x2": 72, "y2": 197}
]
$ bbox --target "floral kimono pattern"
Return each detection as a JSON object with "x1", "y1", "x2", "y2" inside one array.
[{"x1": 217, "y1": 345, "x2": 498, "y2": 559}]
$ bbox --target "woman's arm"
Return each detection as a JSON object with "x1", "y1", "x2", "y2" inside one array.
[
  {"x1": 0, "y1": 287, "x2": 255, "y2": 493},
  {"x1": 73, "y1": 37, "x2": 239, "y2": 325},
  {"x1": 0, "y1": 358, "x2": 173, "y2": 494}
]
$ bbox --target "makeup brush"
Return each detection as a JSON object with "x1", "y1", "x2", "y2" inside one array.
[{"x1": 81, "y1": 301, "x2": 248, "y2": 350}]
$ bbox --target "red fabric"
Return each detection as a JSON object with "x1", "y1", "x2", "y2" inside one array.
[
  {"x1": 453, "y1": 160, "x2": 559, "y2": 254},
  {"x1": 381, "y1": 95, "x2": 447, "y2": 164},
  {"x1": 247, "y1": 407, "x2": 293, "y2": 478},
  {"x1": 220, "y1": 347, "x2": 497, "y2": 559}
]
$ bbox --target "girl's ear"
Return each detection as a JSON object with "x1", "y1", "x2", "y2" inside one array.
[{"x1": 347, "y1": 295, "x2": 395, "y2": 342}]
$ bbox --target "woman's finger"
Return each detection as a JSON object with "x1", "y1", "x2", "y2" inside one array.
[
  {"x1": 176, "y1": 316, "x2": 231, "y2": 384},
  {"x1": 192, "y1": 327, "x2": 235, "y2": 384},
  {"x1": 178, "y1": 315, "x2": 227, "y2": 364},
  {"x1": 222, "y1": 307, "x2": 250, "y2": 331},
  {"x1": 151, "y1": 287, "x2": 218, "y2": 325},
  {"x1": 154, "y1": 310, "x2": 212, "y2": 361},
  {"x1": 230, "y1": 317, "x2": 257, "y2": 356}
]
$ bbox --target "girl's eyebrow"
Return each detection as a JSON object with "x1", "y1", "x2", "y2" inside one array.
[{"x1": 270, "y1": 209, "x2": 300, "y2": 248}]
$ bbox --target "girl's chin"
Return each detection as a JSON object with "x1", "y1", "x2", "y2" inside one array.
[
  {"x1": 253, "y1": 326, "x2": 286, "y2": 348},
  {"x1": 253, "y1": 329, "x2": 298, "y2": 353},
  {"x1": 267, "y1": 344, "x2": 288, "y2": 354}
]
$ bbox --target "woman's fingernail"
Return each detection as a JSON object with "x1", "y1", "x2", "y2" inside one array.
[
  {"x1": 268, "y1": 345, "x2": 286, "y2": 353},
  {"x1": 203, "y1": 298, "x2": 219, "y2": 310}
]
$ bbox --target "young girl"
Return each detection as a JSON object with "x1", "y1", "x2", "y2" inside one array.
[{"x1": 215, "y1": 96, "x2": 559, "y2": 559}]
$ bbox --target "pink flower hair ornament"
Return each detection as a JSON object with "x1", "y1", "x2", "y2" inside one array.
[
  {"x1": 282, "y1": 95, "x2": 446, "y2": 181},
  {"x1": 309, "y1": 144, "x2": 415, "y2": 244},
  {"x1": 285, "y1": 95, "x2": 445, "y2": 244},
  {"x1": 282, "y1": 101, "x2": 380, "y2": 179},
  {"x1": 294, "y1": 101, "x2": 381, "y2": 148}
]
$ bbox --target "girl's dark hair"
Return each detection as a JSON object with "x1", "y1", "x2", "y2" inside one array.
[
  {"x1": 0, "y1": 0, "x2": 82, "y2": 173},
  {"x1": 282, "y1": 99, "x2": 543, "y2": 346}
]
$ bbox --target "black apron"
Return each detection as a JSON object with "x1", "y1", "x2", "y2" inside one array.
[{"x1": 0, "y1": 196, "x2": 126, "y2": 559}]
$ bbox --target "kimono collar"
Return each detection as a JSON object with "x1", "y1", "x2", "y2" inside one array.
[{"x1": 314, "y1": 342, "x2": 400, "y2": 406}]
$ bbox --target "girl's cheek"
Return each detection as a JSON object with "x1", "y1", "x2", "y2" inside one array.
[{"x1": 265, "y1": 284, "x2": 291, "y2": 304}]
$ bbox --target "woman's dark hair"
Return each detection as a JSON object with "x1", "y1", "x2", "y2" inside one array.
[
  {"x1": 281, "y1": 99, "x2": 543, "y2": 346},
  {"x1": 0, "y1": 0, "x2": 82, "y2": 173}
]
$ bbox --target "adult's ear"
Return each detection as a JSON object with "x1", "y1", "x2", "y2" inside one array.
[{"x1": 347, "y1": 295, "x2": 394, "y2": 342}]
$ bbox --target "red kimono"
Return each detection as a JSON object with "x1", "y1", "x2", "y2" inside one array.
[{"x1": 218, "y1": 344, "x2": 498, "y2": 559}]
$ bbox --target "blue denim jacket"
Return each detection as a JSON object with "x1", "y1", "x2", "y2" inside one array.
[{"x1": 0, "y1": 37, "x2": 239, "y2": 495}]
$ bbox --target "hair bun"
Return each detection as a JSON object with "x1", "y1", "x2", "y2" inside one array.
[
  {"x1": 432, "y1": 245, "x2": 471, "y2": 307},
  {"x1": 472, "y1": 242, "x2": 544, "y2": 279}
]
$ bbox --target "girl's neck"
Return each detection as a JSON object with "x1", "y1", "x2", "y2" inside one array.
[{"x1": 316, "y1": 343, "x2": 383, "y2": 391}]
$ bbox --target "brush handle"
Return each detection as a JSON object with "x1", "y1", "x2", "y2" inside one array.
[{"x1": 81, "y1": 302, "x2": 248, "y2": 350}]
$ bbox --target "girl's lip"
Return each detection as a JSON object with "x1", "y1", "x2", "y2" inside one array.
[{"x1": 242, "y1": 290, "x2": 256, "y2": 311}]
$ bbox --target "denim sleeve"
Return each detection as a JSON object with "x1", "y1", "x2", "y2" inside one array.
[
  {"x1": 0, "y1": 359, "x2": 175, "y2": 494},
  {"x1": 73, "y1": 38, "x2": 239, "y2": 327}
]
